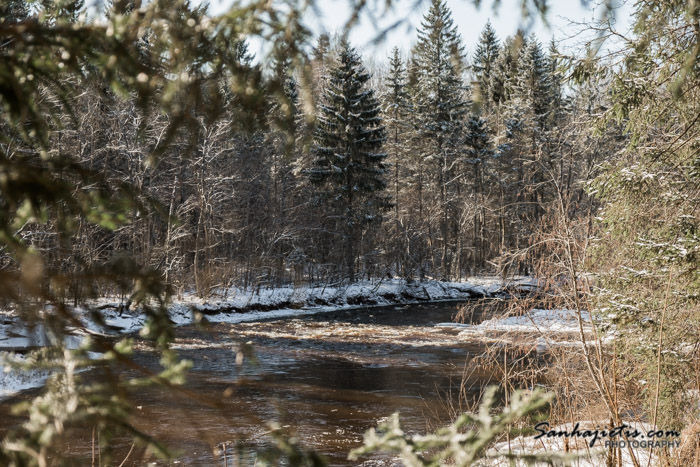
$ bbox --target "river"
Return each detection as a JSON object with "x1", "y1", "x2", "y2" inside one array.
[{"x1": 1, "y1": 299, "x2": 536, "y2": 465}]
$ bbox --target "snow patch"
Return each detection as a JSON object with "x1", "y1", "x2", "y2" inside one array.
[
  {"x1": 437, "y1": 308, "x2": 591, "y2": 334},
  {"x1": 0, "y1": 353, "x2": 53, "y2": 401}
]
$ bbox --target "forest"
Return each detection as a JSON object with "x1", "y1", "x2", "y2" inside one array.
[
  {"x1": 1, "y1": 0, "x2": 609, "y2": 294},
  {"x1": 0, "y1": 0, "x2": 699, "y2": 465}
]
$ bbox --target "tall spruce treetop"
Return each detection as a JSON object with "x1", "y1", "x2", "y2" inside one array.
[
  {"x1": 411, "y1": 0, "x2": 469, "y2": 278},
  {"x1": 412, "y1": 0, "x2": 468, "y2": 148},
  {"x1": 545, "y1": 39, "x2": 563, "y2": 125},
  {"x1": 473, "y1": 21, "x2": 500, "y2": 111},
  {"x1": 310, "y1": 42, "x2": 387, "y2": 204},
  {"x1": 512, "y1": 37, "x2": 550, "y2": 132},
  {"x1": 384, "y1": 47, "x2": 409, "y2": 123},
  {"x1": 490, "y1": 34, "x2": 523, "y2": 107},
  {"x1": 309, "y1": 42, "x2": 388, "y2": 281},
  {"x1": 383, "y1": 47, "x2": 409, "y2": 219}
]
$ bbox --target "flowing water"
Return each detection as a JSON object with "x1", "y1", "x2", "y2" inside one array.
[{"x1": 1, "y1": 300, "x2": 529, "y2": 465}]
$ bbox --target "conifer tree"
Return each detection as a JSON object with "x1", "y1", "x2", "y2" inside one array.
[
  {"x1": 589, "y1": 0, "x2": 700, "y2": 428},
  {"x1": 309, "y1": 42, "x2": 388, "y2": 282},
  {"x1": 515, "y1": 37, "x2": 550, "y2": 224},
  {"x1": 381, "y1": 47, "x2": 410, "y2": 274},
  {"x1": 473, "y1": 21, "x2": 500, "y2": 111},
  {"x1": 513, "y1": 37, "x2": 550, "y2": 135},
  {"x1": 465, "y1": 116, "x2": 493, "y2": 196},
  {"x1": 465, "y1": 115, "x2": 494, "y2": 269},
  {"x1": 413, "y1": 0, "x2": 467, "y2": 141},
  {"x1": 546, "y1": 40, "x2": 562, "y2": 120},
  {"x1": 490, "y1": 34, "x2": 522, "y2": 108},
  {"x1": 383, "y1": 47, "x2": 408, "y2": 221},
  {"x1": 497, "y1": 36, "x2": 551, "y2": 267},
  {"x1": 412, "y1": 0, "x2": 468, "y2": 278}
]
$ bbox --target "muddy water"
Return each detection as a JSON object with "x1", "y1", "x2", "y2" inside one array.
[{"x1": 4, "y1": 300, "x2": 514, "y2": 465}]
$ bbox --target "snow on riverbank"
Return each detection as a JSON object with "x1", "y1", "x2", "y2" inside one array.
[
  {"x1": 478, "y1": 308, "x2": 591, "y2": 333},
  {"x1": 437, "y1": 307, "x2": 596, "y2": 352},
  {"x1": 170, "y1": 277, "x2": 531, "y2": 325},
  {"x1": 0, "y1": 353, "x2": 54, "y2": 400},
  {"x1": 176, "y1": 276, "x2": 521, "y2": 315},
  {"x1": 437, "y1": 308, "x2": 592, "y2": 333},
  {"x1": 0, "y1": 276, "x2": 532, "y2": 349}
]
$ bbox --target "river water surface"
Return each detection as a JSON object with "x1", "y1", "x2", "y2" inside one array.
[{"x1": 3, "y1": 300, "x2": 521, "y2": 465}]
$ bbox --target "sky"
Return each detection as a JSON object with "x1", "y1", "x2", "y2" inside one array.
[{"x1": 205, "y1": 0, "x2": 633, "y2": 63}]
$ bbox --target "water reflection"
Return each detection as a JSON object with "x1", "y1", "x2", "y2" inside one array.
[{"x1": 1, "y1": 300, "x2": 514, "y2": 465}]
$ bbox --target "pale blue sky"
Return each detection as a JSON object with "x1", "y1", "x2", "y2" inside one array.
[{"x1": 205, "y1": 0, "x2": 633, "y2": 62}]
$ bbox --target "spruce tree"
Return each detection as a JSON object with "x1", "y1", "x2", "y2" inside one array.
[
  {"x1": 473, "y1": 21, "x2": 500, "y2": 111},
  {"x1": 490, "y1": 34, "x2": 523, "y2": 107},
  {"x1": 383, "y1": 47, "x2": 408, "y2": 221},
  {"x1": 499, "y1": 36, "x2": 551, "y2": 264},
  {"x1": 412, "y1": 0, "x2": 469, "y2": 278},
  {"x1": 465, "y1": 116, "x2": 493, "y2": 196},
  {"x1": 513, "y1": 37, "x2": 550, "y2": 135},
  {"x1": 465, "y1": 115, "x2": 494, "y2": 269},
  {"x1": 309, "y1": 42, "x2": 388, "y2": 282},
  {"x1": 413, "y1": 0, "x2": 468, "y2": 142},
  {"x1": 381, "y1": 47, "x2": 410, "y2": 274}
]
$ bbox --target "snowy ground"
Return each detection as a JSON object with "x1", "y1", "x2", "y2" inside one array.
[
  {"x1": 173, "y1": 276, "x2": 520, "y2": 316},
  {"x1": 0, "y1": 276, "x2": 543, "y2": 400},
  {"x1": 436, "y1": 307, "x2": 597, "y2": 353}
]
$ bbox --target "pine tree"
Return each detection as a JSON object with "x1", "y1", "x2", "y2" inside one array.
[
  {"x1": 412, "y1": 0, "x2": 469, "y2": 278},
  {"x1": 498, "y1": 36, "x2": 551, "y2": 268},
  {"x1": 513, "y1": 37, "x2": 550, "y2": 134},
  {"x1": 465, "y1": 115, "x2": 494, "y2": 269},
  {"x1": 490, "y1": 34, "x2": 523, "y2": 107},
  {"x1": 309, "y1": 42, "x2": 388, "y2": 282},
  {"x1": 473, "y1": 21, "x2": 500, "y2": 111},
  {"x1": 383, "y1": 47, "x2": 408, "y2": 221}
]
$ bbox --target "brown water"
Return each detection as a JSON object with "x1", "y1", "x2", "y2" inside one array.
[{"x1": 2, "y1": 300, "x2": 526, "y2": 466}]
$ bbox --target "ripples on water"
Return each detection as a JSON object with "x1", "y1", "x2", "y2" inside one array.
[{"x1": 1, "y1": 301, "x2": 541, "y2": 465}]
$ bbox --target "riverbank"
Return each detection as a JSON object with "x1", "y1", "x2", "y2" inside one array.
[{"x1": 1, "y1": 277, "x2": 535, "y2": 349}]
